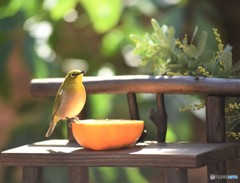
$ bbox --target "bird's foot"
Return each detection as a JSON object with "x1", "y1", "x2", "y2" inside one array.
[{"x1": 66, "y1": 117, "x2": 80, "y2": 128}]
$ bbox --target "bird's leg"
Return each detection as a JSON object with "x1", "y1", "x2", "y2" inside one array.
[{"x1": 66, "y1": 117, "x2": 80, "y2": 128}]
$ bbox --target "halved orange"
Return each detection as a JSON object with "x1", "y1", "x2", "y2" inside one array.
[{"x1": 72, "y1": 119, "x2": 144, "y2": 150}]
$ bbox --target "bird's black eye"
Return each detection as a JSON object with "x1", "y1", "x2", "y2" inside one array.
[{"x1": 71, "y1": 73, "x2": 76, "y2": 78}]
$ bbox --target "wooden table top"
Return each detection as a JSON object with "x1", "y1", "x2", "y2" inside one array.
[{"x1": 1, "y1": 140, "x2": 238, "y2": 168}]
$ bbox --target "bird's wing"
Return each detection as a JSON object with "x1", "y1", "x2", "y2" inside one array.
[{"x1": 51, "y1": 88, "x2": 63, "y2": 117}]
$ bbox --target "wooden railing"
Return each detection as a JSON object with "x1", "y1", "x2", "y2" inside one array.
[{"x1": 31, "y1": 75, "x2": 240, "y2": 96}]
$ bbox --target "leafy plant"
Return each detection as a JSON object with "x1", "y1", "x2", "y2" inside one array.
[{"x1": 130, "y1": 19, "x2": 233, "y2": 78}]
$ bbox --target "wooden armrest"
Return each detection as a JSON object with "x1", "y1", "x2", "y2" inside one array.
[{"x1": 1, "y1": 140, "x2": 238, "y2": 168}]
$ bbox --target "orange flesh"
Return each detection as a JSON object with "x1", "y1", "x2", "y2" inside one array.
[{"x1": 72, "y1": 119, "x2": 144, "y2": 150}]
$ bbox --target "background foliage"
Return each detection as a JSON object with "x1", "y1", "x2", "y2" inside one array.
[{"x1": 1, "y1": 0, "x2": 240, "y2": 182}]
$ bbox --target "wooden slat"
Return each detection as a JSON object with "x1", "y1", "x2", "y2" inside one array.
[
  {"x1": 1, "y1": 140, "x2": 238, "y2": 168},
  {"x1": 30, "y1": 75, "x2": 240, "y2": 97}
]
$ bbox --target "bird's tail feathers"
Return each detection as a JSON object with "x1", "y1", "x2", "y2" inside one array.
[{"x1": 45, "y1": 119, "x2": 58, "y2": 138}]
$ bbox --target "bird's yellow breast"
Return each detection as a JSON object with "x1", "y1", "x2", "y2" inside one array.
[{"x1": 56, "y1": 85, "x2": 86, "y2": 118}]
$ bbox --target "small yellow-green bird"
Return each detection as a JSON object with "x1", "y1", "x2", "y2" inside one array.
[{"x1": 45, "y1": 70, "x2": 86, "y2": 137}]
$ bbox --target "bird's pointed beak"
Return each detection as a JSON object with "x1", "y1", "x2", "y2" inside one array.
[{"x1": 80, "y1": 70, "x2": 86, "y2": 74}]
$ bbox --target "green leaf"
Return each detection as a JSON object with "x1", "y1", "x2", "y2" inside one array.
[
  {"x1": 166, "y1": 26, "x2": 176, "y2": 49},
  {"x1": 222, "y1": 45, "x2": 232, "y2": 74},
  {"x1": 191, "y1": 26, "x2": 198, "y2": 44},
  {"x1": 101, "y1": 29, "x2": 124, "y2": 56},
  {"x1": 231, "y1": 60, "x2": 240, "y2": 76},
  {"x1": 185, "y1": 45, "x2": 201, "y2": 59},
  {"x1": 129, "y1": 34, "x2": 144, "y2": 45},
  {"x1": 184, "y1": 31, "x2": 207, "y2": 60},
  {"x1": 0, "y1": 0, "x2": 24, "y2": 18},
  {"x1": 151, "y1": 26, "x2": 168, "y2": 47},
  {"x1": 22, "y1": 0, "x2": 43, "y2": 18},
  {"x1": 197, "y1": 31, "x2": 208, "y2": 53},
  {"x1": 80, "y1": 0, "x2": 122, "y2": 33},
  {"x1": 151, "y1": 19, "x2": 161, "y2": 34},
  {"x1": 50, "y1": 0, "x2": 78, "y2": 20},
  {"x1": 130, "y1": 34, "x2": 149, "y2": 55}
]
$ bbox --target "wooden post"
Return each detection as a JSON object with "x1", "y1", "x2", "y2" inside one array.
[
  {"x1": 149, "y1": 93, "x2": 167, "y2": 142},
  {"x1": 150, "y1": 94, "x2": 177, "y2": 183},
  {"x1": 23, "y1": 166, "x2": 43, "y2": 183},
  {"x1": 206, "y1": 96, "x2": 226, "y2": 183},
  {"x1": 67, "y1": 106, "x2": 89, "y2": 183},
  {"x1": 166, "y1": 168, "x2": 188, "y2": 183},
  {"x1": 127, "y1": 92, "x2": 147, "y2": 142},
  {"x1": 206, "y1": 96, "x2": 226, "y2": 142},
  {"x1": 68, "y1": 167, "x2": 89, "y2": 183},
  {"x1": 127, "y1": 93, "x2": 140, "y2": 120}
]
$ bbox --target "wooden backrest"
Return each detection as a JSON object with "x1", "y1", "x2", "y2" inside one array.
[{"x1": 30, "y1": 75, "x2": 240, "y2": 143}]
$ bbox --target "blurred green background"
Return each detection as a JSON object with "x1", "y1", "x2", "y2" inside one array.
[{"x1": 1, "y1": 0, "x2": 240, "y2": 182}]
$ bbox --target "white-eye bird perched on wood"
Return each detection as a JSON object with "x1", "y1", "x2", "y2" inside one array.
[{"x1": 45, "y1": 70, "x2": 86, "y2": 137}]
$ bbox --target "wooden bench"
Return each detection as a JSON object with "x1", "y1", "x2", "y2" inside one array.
[{"x1": 1, "y1": 75, "x2": 240, "y2": 183}]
